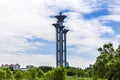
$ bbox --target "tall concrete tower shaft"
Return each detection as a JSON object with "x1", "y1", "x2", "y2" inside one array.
[{"x1": 53, "y1": 13, "x2": 69, "y2": 67}]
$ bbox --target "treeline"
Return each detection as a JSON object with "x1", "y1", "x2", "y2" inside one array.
[
  {"x1": 0, "y1": 66, "x2": 65, "y2": 80},
  {"x1": 67, "y1": 43, "x2": 120, "y2": 80},
  {"x1": 0, "y1": 65, "x2": 91, "y2": 80},
  {"x1": 0, "y1": 66, "x2": 43, "y2": 80},
  {"x1": 0, "y1": 43, "x2": 120, "y2": 80}
]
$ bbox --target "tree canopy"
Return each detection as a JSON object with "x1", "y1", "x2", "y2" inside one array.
[{"x1": 93, "y1": 43, "x2": 120, "y2": 80}]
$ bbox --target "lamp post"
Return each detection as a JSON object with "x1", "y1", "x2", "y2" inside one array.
[{"x1": 53, "y1": 13, "x2": 69, "y2": 67}]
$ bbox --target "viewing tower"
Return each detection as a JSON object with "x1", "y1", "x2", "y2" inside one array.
[{"x1": 52, "y1": 13, "x2": 69, "y2": 67}]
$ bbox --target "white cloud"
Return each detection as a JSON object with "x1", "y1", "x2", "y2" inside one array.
[
  {"x1": 107, "y1": 0, "x2": 120, "y2": 14},
  {"x1": 0, "y1": 0, "x2": 120, "y2": 68},
  {"x1": 68, "y1": 56, "x2": 94, "y2": 69},
  {"x1": 66, "y1": 13, "x2": 114, "y2": 54},
  {"x1": 98, "y1": 14, "x2": 120, "y2": 22},
  {"x1": 0, "y1": 53, "x2": 56, "y2": 67},
  {"x1": 0, "y1": 52, "x2": 94, "y2": 69},
  {"x1": 44, "y1": 0, "x2": 98, "y2": 14}
]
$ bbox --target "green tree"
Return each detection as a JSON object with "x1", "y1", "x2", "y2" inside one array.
[
  {"x1": 37, "y1": 68, "x2": 44, "y2": 78},
  {"x1": 0, "y1": 68, "x2": 6, "y2": 79},
  {"x1": 14, "y1": 70, "x2": 23, "y2": 80},
  {"x1": 66, "y1": 67, "x2": 77, "y2": 76},
  {"x1": 23, "y1": 70, "x2": 31, "y2": 80},
  {"x1": 105, "y1": 45, "x2": 120, "y2": 80},
  {"x1": 53, "y1": 66, "x2": 66, "y2": 80},
  {"x1": 44, "y1": 66, "x2": 66, "y2": 80},
  {"x1": 29, "y1": 67, "x2": 38, "y2": 80},
  {"x1": 93, "y1": 43, "x2": 114, "y2": 79},
  {"x1": 5, "y1": 68, "x2": 13, "y2": 79},
  {"x1": 38, "y1": 66, "x2": 53, "y2": 72},
  {"x1": 84, "y1": 67, "x2": 93, "y2": 77}
]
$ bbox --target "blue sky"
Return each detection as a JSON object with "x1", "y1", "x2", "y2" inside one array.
[{"x1": 0, "y1": 0, "x2": 120, "y2": 68}]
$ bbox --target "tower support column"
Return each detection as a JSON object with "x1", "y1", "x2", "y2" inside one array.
[{"x1": 52, "y1": 13, "x2": 69, "y2": 67}]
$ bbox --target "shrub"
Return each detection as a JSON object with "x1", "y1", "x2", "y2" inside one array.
[{"x1": 44, "y1": 66, "x2": 67, "y2": 80}]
